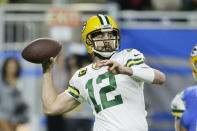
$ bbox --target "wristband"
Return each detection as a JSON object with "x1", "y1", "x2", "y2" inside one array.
[{"x1": 131, "y1": 67, "x2": 155, "y2": 83}]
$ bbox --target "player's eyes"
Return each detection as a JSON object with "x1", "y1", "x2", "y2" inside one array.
[
  {"x1": 93, "y1": 32, "x2": 115, "y2": 40},
  {"x1": 108, "y1": 34, "x2": 115, "y2": 38},
  {"x1": 97, "y1": 35, "x2": 103, "y2": 38}
]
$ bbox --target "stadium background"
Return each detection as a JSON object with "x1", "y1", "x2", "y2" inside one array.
[{"x1": 0, "y1": 0, "x2": 197, "y2": 131}]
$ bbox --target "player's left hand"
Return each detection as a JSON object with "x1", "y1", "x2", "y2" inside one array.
[{"x1": 98, "y1": 60, "x2": 132, "y2": 75}]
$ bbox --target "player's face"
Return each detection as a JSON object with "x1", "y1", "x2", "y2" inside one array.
[{"x1": 93, "y1": 32, "x2": 116, "y2": 52}]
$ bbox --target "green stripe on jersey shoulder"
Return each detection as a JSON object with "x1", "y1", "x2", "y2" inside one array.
[
  {"x1": 128, "y1": 61, "x2": 144, "y2": 67},
  {"x1": 133, "y1": 58, "x2": 143, "y2": 61},
  {"x1": 125, "y1": 58, "x2": 144, "y2": 67}
]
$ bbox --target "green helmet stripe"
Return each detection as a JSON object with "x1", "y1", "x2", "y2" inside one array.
[
  {"x1": 105, "y1": 16, "x2": 110, "y2": 24},
  {"x1": 97, "y1": 15, "x2": 104, "y2": 25}
]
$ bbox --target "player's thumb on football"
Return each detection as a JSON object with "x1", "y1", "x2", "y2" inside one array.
[{"x1": 50, "y1": 57, "x2": 54, "y2": 61}]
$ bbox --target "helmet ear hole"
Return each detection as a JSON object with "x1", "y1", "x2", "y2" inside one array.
[{"x1": 112, "y1": 31, "x2": 117, "y2": 36}]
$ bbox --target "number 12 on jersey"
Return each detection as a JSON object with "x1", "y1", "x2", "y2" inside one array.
[{"x1": 86, "y1": 72, "x2": 123, "y2": 113}]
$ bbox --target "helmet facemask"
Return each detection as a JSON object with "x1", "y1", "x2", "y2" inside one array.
[{"x1": 87, "y1": 26, "x2": 119, "y2": 58}]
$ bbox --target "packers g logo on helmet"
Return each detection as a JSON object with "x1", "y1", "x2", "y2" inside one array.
[
  {"x1": 190, "y1": 44, "x2": 197, "y2": 81},
  {"x1": 82, "y1": 14, "x2": 120, "y2": 57}
]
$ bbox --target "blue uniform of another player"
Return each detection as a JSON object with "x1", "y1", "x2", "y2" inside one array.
[
  {"x1": 171, "y1": 86, "x2": 197, "y2": 131},
  {"x1": 171, "y1": 44, "x2": 197, "y2": 131},
  {"x1": 180, "y1": 86, "x2": 197, "y2": 131}
]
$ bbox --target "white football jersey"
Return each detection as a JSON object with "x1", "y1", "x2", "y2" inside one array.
[{"x1": 65, "y1": 49, "x2": 150, "y2": 131}]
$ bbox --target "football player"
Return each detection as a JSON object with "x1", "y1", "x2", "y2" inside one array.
[
  {"x1": 41, "y1": 14, "x2": 166, "y2": 131},
  {"x1": 171, "y1": 44, "x2": 197, "y2": 131}
]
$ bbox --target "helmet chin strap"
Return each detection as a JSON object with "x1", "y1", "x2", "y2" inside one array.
[
  {"x1": 92, "y1": 39, "x2": 116, "y2": 58},
  {"x1": 92, "y1": 48, "x2": 115, "y2": 58}
]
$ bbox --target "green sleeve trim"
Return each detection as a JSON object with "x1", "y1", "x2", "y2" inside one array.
[
  {"x1": 68, "y1": 85, "x2": 79, "y2": 94},
  {"x1": 68, "y1": 91, "x2": 79, "y2": 99},
  {"x1": 171, "y1": 109, "x2": 185, "y2": 113}
]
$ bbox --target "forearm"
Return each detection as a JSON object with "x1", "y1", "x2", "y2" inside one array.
[
  {"x1": 100, "y1": 60, "x2": 165, "y2": 84},
  {"x1": 152, "y1": 69, "x2": 166, "y2": 84},
  {"x1": 124, "y1": 67, "x2": 165, "y2": 84},
  {"x1": 41, "y1": 57, "x2": 81, "y2": 115},
  {"x1": 0, "y1": 121, "x2": 14, "y2": 131},
  {"x1": 42, "y1": 71, "x2": 58, "y2": 113},
  {"x1": 175, "y1": 118, "x2": 188, "y2": 131},
  {"x1": 175, "y1": 118, "x2": 181, "y2": 131}
]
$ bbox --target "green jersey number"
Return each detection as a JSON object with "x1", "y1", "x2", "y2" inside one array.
[{"x1": 86, "y1": 72, "x2": 123, "y2": 113}]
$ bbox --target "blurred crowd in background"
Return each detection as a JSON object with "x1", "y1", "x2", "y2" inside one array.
[
  {"x1": 0, "y1": 43, "x2": 94, "y2": 131},
  {"x1": 1, "y1": 0, "x2": 197, "y2": 11}
]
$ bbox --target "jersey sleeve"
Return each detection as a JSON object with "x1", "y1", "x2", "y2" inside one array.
[
  {"x1": 65, "y1": 71, "x2": 85, "y2": 103},
  {"x1": 123, "y1": 49, "x2": 149, "y2": 68},
  {"x1": 171, "y1": 91, "x2": 185, "y2": 118}
]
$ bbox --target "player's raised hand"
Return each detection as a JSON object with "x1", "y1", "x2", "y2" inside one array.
[
  {"x1": 98, "y1": 60, "x2": 132, "y2": 75},
  {"x1": 42, "y1": 57, "x2": 55, "y2": 73}
]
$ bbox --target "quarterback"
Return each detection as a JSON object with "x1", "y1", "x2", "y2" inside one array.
[
  {"x1": 42, "y1": 14, "x2": 166, "y2": 131},
  {"x1": 171, "y1": 44, "x2": 197, "y2": 131}
]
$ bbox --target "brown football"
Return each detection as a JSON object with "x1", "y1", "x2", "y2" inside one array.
[{"x1": 22, "y1": 38, "x2": 62, "y2": 64}]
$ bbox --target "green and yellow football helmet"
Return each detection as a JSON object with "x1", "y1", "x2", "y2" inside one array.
[
  {"x1": 82, "y1": 14, "x2": 120, "y2": 58},
  {"x1": 190, "y1": 44, "x2": 197, "y2": 81}
]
